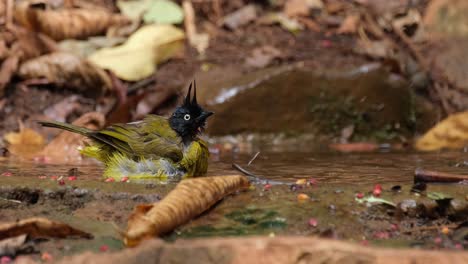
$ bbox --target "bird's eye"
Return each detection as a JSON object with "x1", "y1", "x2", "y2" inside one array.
[{"x1": 184, "y1": 114, "x2": 191, "y2": 121}]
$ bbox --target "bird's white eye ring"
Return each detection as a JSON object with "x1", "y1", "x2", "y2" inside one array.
[{"x1": 184, "y1": 114, "x2": 191, "y2": 121}]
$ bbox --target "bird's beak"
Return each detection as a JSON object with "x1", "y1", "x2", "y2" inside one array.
[{"x1": 196, "y1": 111, "x2": 214, "y2": 123}]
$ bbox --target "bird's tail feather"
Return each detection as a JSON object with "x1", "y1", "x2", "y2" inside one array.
[{"x1": 38, "y1": 121, "x2": 92, "y2": 136}]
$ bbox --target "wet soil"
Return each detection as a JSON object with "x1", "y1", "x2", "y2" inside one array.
[{"x1": 0, "y1": 150, "x2": 466, "y2": 261}]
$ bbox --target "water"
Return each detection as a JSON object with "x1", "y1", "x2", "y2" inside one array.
[{"x1": 1, "y1": 150, "x2": 466, "y2": 185}]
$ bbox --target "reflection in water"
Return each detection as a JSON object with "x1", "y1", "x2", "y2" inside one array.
[{"x1": 1, "y1": 151, "x2": 466, "y2": 185}]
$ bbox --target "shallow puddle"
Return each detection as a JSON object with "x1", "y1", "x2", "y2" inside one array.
[{"x1": 0, "y1": 149, "x2": 466, "y2": 258}]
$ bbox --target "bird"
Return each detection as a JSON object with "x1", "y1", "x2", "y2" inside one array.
[{"x1": 39, "y1": 81, "x2": 213, "y2": 181}]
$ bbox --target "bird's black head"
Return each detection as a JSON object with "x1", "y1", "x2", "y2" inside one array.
[{"x1": 169, "y1": 80, "x2": 213, "y2": 143}]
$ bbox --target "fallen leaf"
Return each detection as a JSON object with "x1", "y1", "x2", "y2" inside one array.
[
  {"x1": 222, "y1": 5, "x2": 257, "y2": 30},
  {"x1": 18, "y1": 52, "x2": 111, "y2": 98},
  {"x1": 337, "y1": 14, "x2": 360, "y2": 34},
  {"x1": 415, "y1": 111, "x2": 468, "y2": 151},
  {"x1": 4, "y1": 123, "x2": 45, "y2": 158},
  {"x1": 124, "y1": 175, "x2": 249, "y2": 247},
  {"x1": 143, "y1": 0, "x2": 184, "y2": 24},
  {"x1": 427, "y1": 192, "x2": 452, "y2": 201},
  {"x1": 117, "y1": 0, "x2": 152, "y2": 20},
  {"x1": 14, "y1": 1, "x2": 130, "y2": 41},
  {"x1": 284, "y1": 0, "x2": 311, "y2": 17},
  {"x1": 259, "y1": 13, "x2": 303, "y2": 33},
  {"x1": 39, "y1": 112, "x2": 105, "y2": 163},
  {"x1": 0, "y1": 217, "x2": 93, "y2": 240},
  {"x1": 58, "y1": 37, "x2": 126, "y2": 58},
  {"x1": 355, "y1": 196, "x2": 396, "y2": 207},
  {"x1": 88, "y1": 24, "x2": 184, "y2": 81}
]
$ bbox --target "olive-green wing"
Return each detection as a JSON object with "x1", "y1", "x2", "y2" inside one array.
[{"x1": 94, "y1": 115, "x2": 183, "y2": 162}]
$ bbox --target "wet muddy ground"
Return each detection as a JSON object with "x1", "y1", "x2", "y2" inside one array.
[{"x1": 0, "y1": 150, "x2": 466, "y2": 261}]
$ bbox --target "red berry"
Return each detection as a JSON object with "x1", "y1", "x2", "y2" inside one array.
[
  {"x1": 308, "y1": 218, "x2": 318, "y2": 227},
  {"x1": 121, "y1": 176, "x2": 129, "y2": 182},
  {"x1": 263, "y1": 184, "x2": 272, "y2": 191},
  {"x1": 68, "y1": 176, "x2": 77, "y2": 181},
  {"x1": 373, "y1": 188, "x2": 382, "y2": 197},
  {"x1": 434, "y1": 237, "x2": 442, "y2": 244},
  {"x1": 1, "y1": 256, "x2": 12, "y2": 264},
  {"x1": 308, "y1": 178, "x2": 318, "y2": 185},
  {"x1": 374, "y1": 184, "x2": 382, "y2": 191},
  {"x1": 1, "y1": 172, "x2": 12, "y2": 177},
  {"x1": 105, "y1": 178, "x2": 115, "y2": 182},
  {"x1": 99, "y1": 245, "x2": 109, "y2": 252},
  {"x1": 356, "y1": 192, "x2": 364, "y2": 199},
  {"x1": 58, "y1": 179, "x2": 65, "y2": 185}
]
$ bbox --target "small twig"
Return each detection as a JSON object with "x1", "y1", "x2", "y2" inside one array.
[
  {"x1": 127, "y1": 76, "x2": 157, "y2": 95},
  {"x1": 414, "y1": 168, "x2": 468, "y2": 183},
  {"x1": 247, "y1": 152, "x2": 260, "y2": 166},
  {"x1": 5, "y1": 0, "x2": 13, "y2": 29},
  {"x1": 232, "y1": 163, "x2": 258, "y2": 178},
  {"x1": 0, "y1": 197, "x2": 22, "y2": 204}
]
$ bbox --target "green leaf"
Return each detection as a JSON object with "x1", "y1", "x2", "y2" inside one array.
[
  {"x1": 117, "y1": 0, "x2": 152, "y2": 20},
  {"x1": 88, "y1": 24, "x2": 184, "y2": 81},
  {"x1": 427, "y1": 192, "x2": 452, "y2": 201},
  {"x1": 355, "y1": 196, "x2": 396, "y2": 207},
  {"x1": 143, "y1": 0, "x2": 184, "y2": 24}
]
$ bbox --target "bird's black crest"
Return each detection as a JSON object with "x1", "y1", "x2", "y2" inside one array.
[{"x1": 169, "y1": 80, "x2": 213, "y2": 143}]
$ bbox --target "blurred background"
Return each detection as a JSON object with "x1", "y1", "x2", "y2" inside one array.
[{"x1": 0, "y1": 0, "x2": 467, "y2": 160}]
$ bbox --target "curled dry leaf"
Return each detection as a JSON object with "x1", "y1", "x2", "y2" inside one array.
[
  {"x1": 10, "y1": 27, "x2": 58, "y2": 62},
  {"x1": 39, "y1": 112, "x2": 105, "y2": 163},
  {"x1": 14, "y1": 1, "x2": 130, "y2": 41},
  {"x1": 124, "y1": 175, "x2": 250, "y2": 247},
  {"x1": 88, "y1": 24, "x2": 184, "y2": 81},
  {"x1": 4, "y1": 122, "x2": 45, "y2": 158},
  {"x1": 0, "y1": 217, "x2": 93, "y2": 240},
  {"x1": 415, "y1": 111, "x2": 468, "y2": 151},
  {"x1": 18, "y1": 52, "x2": 111, "y2": 98}
]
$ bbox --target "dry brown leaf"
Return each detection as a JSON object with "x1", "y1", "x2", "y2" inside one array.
[
  {"x1": 18, "y1": 52, "x2": 111, "y2": 98},
  {"x1": 9, "y1": 26, "x2": 59, "y2": 62},
  {"x1": 39, "y1": 112, "x2": 105, "y2": 163},
  {"x1": 337, "y1": 14, "x2": 360, "y2": 34},
  {"x1": 124, "y1": 175, "x2": 250, "y2": 247},
  {"x1": 14, "y1": 1, "x2": 130, "y2": 41},
  {"x1": 415, "y1": 111, "x2": 468, "y2": 151},
  {"x1": 284, "y1": 0, "x2": 310, "y2": 17},
  {"x1": 0, "y1": 217, "x2": 93, "y2": 240},
  {"x1": 4, "y1": 122, "x2": 45, "y2": 158},
  {"x1": 0, "y1": 55, "x2": 19, "y2": 94}
]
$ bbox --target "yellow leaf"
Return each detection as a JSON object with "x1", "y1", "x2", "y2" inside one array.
[
  {"x1": 415, "y1": 111, "x2": 468, "y2": 151},
  {"x1": 4, "y1": 124, "x2": 45, "y2": 157},
  {"x1": 88, "y1": 24, "x2": 184, "y2": 81}
]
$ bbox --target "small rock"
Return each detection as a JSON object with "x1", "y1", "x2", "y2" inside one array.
[{"x1": 223, "y1": 5, "x2": 257, "y2": 30}]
